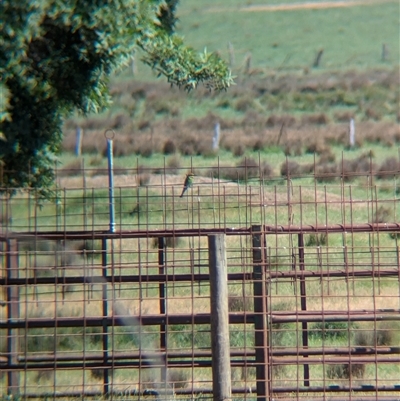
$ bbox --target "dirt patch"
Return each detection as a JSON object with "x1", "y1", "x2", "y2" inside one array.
[{"x1": 208, "y1": 0, "x2": 395, "y2": 13}]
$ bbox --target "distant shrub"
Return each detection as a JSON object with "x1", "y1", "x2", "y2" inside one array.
[
  {"x1": 242, "y1": 110, "x2": 266, "y2": 128},
  {"x1": 208, "y1": 166, "x2": 236, "y2": 181},
  {"x1": 179, "y1": 136, "x2": 199, "y2": 156},
  {"x1": 315, "y1": 163, "x2": 337, "y2": 182},
  {"x1": 340, "y1": 159, "x2": 357, "y2": 182},
  {"x1": 216, "y1": 96, "x2": 232, "y2": 109},
  {"x1": 82, "y1": 131, "x2": 107, "y2": 154},
  {"x1": 302, "y1": 113, "x2": 329, "y2": 125},
  {"x1": 58, "y1": 160, "x2": 83, "y2": 177},
  {"x1": 371, "y1": 206, "x2": 392, "y2": 223},
  {"x1": 233, "y1": 143, "x2": 246, "y2": 157},
  {"x1": 376, "y1": 325, "x2": 397, "y2": 346},
  {"x1": 136, "y1": 173, "x2": 151, "y2": 187},
  {"x1": 354, "y1": 152, "x2": 374, "y2": 173},
  {"x1": 197, "y1": 140, "x2": 217, "y2": 158},
  {"x1": 168, "y1": 369, "x2": 189, "y2": 389},
  {"x1": 305, "y1": 139, "x2": 328, "y2": 155},
  {"x1": 89, "y1": 155, "x2": 103, "y2": 166},
  {"x1": 280, "y1": 161, "x2": 302, "y2": 177},
  {"x1": 163, "y1": 139, "x2": 177, "y2": 155},
  {"x1": 333, "y1": 111, "x2": 355, "y2": 122},
  {"x1": 261, "y1": 162, "x2": 274, "y2": 178},
  {"x1": 151, "y1": 236, "x2": 183, "y2": 249},
  {"x1": 252, "y1": 138, "x2": 266, "y2": 152},
  {"x1": 112, "y1": 113, "x2": 131, "y2": 129},
  {"x1": 364, "y1": 107, "x2": 382, "y2": 121},
  {"x1": 236, "y1": 157, "x2": 260, "y2": 181},
  {"x1": 340, "y1": 153, "x2": 376, "y2": 181},
  {"x1": 112, "y1": 139, "x2": 135, "y2": 157},
  {"x1": 235, "y1": 95, "x2": 255, "y2": 112},
  {"x1": 283, "y1": 140, "x2": 303, "y2": 156},
  {"x1": 138, "y1": 144, "x2": 154, "y2": 158},
  {"x1": 306, "y1": 233, "x2": 327, "y2": 247},
  {"x1": 310, "y1": 321, "x2": 350, "y2": 340},
  {"x1": 300, "y1": 163, "x2": 315, "y2": 174},
  {"x1": 166, "y1": 154, "x2": 181, "y2": 174},
  {"x1": 137, "y1": 119, "x2": 152, "y2": 131},
  {"x1": 75, "y1": 239, "x2": 103, "y2": 260},
  {"x1": 376, "y1": 157, "x2": 399, "y2": 179},
  {"x1": 354, "y1": 322, "x2": 398, "y2": 347},
  {"x1": 317, "y1": 148, "x2": 336, "y2": 164},
  {"x1": 90, "y1": 369, "x2": 104, "y2": 381},
  {"x1": 228, "y1": 294, "x2": 253, "y2": 312},
  {"x1": 266, "y1": 114, "x2": 296, "y2": 127},
  {"x1": 327, "y1": 363, "x2": 365, "y2": 380}
]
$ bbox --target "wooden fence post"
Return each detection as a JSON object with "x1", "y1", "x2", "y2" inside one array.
[
  {"x1": 208, "y1": 234, "x2": 231, "y2": 401},
  {"x1": 227, "y1": 42, "x2": 235, "y2": 68},
  {"x1": 349, "y1": 118, "x2": 355, "y2": 148},
  {"x1": 252, "y1": 225, "x2": 270, "y2": 399},
  {"x1": 6, "y1": 238, "x2": 19, "y2": 394},
  {"x1": 313, "y1": 49, "x2": 324, "y2": 67},
  {"x1": 212, "y1": 122, "x2": 220, "y2": 151}
]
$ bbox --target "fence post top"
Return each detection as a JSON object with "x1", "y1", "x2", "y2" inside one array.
[{"x1": 104, "y1": 129, "x2": 116, "y2": 140}]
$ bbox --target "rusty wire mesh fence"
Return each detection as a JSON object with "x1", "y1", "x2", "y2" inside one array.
[{"x1": 1, "y1": 159, "x2": 400, "y2": 400}]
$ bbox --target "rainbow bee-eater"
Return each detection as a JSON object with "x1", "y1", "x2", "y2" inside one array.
[{"x1": 180, "y1": 172, "x2": 194, "y2": 197}]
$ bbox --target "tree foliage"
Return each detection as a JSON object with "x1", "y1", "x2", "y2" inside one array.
[{"x1": 0, "y1": 0, "x2": 232, "y2": 198}]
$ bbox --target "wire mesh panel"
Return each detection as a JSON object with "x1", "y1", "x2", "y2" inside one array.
[
  {"x1": 1, "y1": 161, "x2": 399, "y2": 400},
  {"x1": 265, "y1": 229, "x2": 400, "y2": 400}
]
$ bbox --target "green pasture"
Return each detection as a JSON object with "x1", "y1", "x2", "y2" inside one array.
[
  {"x1": 131, "y1": 0, "x2": 400, "y2": 79},
  {"x1": 74, "y1": 0, "x2": 399, "y2": 128}
]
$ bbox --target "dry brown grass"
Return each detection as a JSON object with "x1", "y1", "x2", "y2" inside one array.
[
  {"x1": 62, "y1": 119, "x2": 399, "y2": 164},
  {"x1": 376, "y1": 157, "x2": 400, "y2": 179}
]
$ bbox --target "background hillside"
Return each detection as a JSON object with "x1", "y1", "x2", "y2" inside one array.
[{"x1": 61, "y1": 0, "x2": 399, "y2": 175}]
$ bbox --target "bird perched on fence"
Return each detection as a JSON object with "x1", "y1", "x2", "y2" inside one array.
[{"x1": 180, "y1": 172, "x2": 194, "y2": 197}]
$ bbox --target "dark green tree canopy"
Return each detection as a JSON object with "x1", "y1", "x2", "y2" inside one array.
[{"x1": 0, "y1": 0, "x2": 232, "y2": 198}]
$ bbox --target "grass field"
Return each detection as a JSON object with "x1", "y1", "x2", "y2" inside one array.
[
  {"x1": 62, "y1": 0, "x2": 399, "y2": 170},
  {"x1": 176, "y1": 0, "x2": 399, "y2": 71}
]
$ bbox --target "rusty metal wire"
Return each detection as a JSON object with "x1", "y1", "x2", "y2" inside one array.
[{"x1": 0, "y1": 159, "x2": 399, "y2": 400}]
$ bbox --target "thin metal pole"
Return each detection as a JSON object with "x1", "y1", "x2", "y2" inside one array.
[
  {"x1": 101, "y1": 238, "x2": 109, "y2": 394},
  {"x1": 6, "y1": 239, "x2": 19, "y2": 394},
  {"x1": 252, "y1": 225, "x2": 270, "y2": 399},
  {"x1": 298, "y1": 233, "x2": 310, "y2": 386},
  {"x1": 105, "y1": 130, "x2": 116, "y2": 233}
]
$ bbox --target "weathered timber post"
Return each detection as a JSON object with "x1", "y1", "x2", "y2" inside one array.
[
  {"x1": 349, "y1": 118, "x2": 355, "y2": 148},
  {"x1": 252, "y1": 225, "x2": 270, "y2": 399},
  {"x1": 208, "y1": 234, "x2": 231, "y2": 401},
  {"x1": 6, "y1": 238, "x2": 19, "y2": 394}
]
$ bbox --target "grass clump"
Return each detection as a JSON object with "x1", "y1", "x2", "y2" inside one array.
[
  {"x1": 310, "y1": 321, "x2": 350, "y2": 341},
  {"x1": 376, "y1": 157, "x2": 399, "y2": 179},
  {"x1": 354, "y1": 322, "x2": 399, "y2": 346},
  {"x1": 168, "y1": 369, "x2": 189, "y2": 389},
  {"x1": 228, "y1": 293, "x2": 253, "y2": 312},
  {"x1": 280, "y1": 160, "x2": 302, "y2": 178},
  {"x1": 326, "y1": 363, "x2": 365, "y2": 380},
  {"x1": 305, "y1": 233, "x2": 327, "y2": 247}
]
